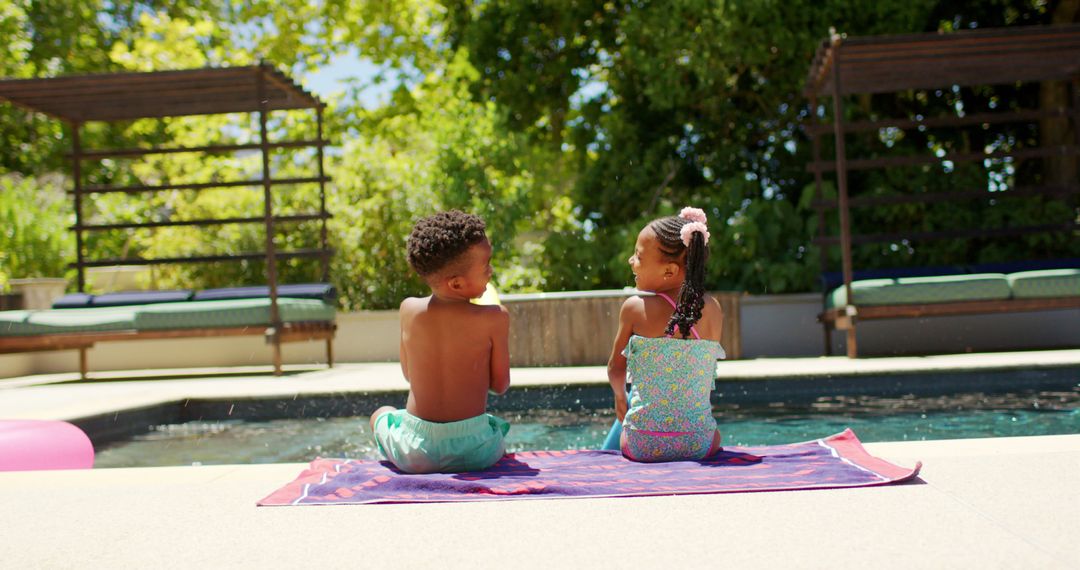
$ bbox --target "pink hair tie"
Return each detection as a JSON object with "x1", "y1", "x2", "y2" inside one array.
[
  {"x1": 679, "y1": 207, "x2": 707, "y2": 224},
  {"x1": 680, "y1": 221, "x2": 709, "y2": 247}
]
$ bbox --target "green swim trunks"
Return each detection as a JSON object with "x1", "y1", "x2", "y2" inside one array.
[{"x1": 373, "y1": 410, "x2": 510, "y2": 474}]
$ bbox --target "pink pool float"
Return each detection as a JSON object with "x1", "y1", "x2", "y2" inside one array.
[{"x1": 0, "y1": 420, "x2": 94, "y2": 471}]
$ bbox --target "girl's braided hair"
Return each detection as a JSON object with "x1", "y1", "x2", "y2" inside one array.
[{"x1": 649, "y1": 215, "x2": 709, "y2": 338}]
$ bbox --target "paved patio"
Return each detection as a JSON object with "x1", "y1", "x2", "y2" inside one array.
[{"x1": 1, "y1": 351, "x2": 1078, "y2": 568}]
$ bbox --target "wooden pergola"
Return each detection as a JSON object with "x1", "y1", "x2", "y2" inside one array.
[
  {"x1": 0, "y1": 63, "x2": 334, "y2": 373},
  {"x1": 804, "y1": 24, "x2": 1080, "y2": 357}
]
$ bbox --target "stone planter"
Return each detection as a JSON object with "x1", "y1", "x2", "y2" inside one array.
[{"x1": 8, "y1": 278, "x2": 67, "y2": 310}]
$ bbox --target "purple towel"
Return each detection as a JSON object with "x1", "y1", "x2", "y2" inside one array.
[{"x1": 258, "y1": 429, "x2": 920, "y2": 506}]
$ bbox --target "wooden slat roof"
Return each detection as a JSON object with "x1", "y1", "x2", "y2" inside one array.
[
  {"x1": 0, "y1": 64, "x2": 322, "y2": 122},
  {"x1": 805, "y1": 24, "x2": 1080, "y2": 98}
]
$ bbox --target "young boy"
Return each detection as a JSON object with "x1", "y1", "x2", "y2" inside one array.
[{"x1": 369, "y1": 210, "x2": 511, "y2": 473}]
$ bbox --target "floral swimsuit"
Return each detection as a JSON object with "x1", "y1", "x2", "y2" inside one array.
[{"x1": 621, "y1": 292, "x2": 726, "y2": 462}]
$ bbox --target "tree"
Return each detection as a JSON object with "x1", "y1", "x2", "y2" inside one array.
[
  {"x1": 1, "y1": 0, "x2": 1073, "y2": 305},
  {"x1": 0, "y1": 173, "x2": 74, "y2": 288}
]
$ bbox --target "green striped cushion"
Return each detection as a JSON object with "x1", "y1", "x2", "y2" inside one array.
[
  {"x1": 1007, "y1": 269, "x2": 1080, "y2": 299},
  {"x1": 0, "y1": 298, "x2": 335, "y2": 337},
  {"x1": 132, "y1": 298, "x2": 336, "y2": 330},
  {"x1": 0, "y1": 307, "x2": 137, "y2": 336},
  {"x1": 827, "y1": 273, "x2": 1011, "y2": 308}
]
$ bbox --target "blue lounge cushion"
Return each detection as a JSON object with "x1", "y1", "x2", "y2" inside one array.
[
  {"x1": 968, "y1": 258, "x2": 1080, "y2": 275},
  {"x1": 90, "y1": 290, "x2": 193, "y2": 307},
  {"x1": 52, "y1": 293, "x2": 94, "y2": 309},
  {"x1": 192, "y1": 283, "x2": 337, "y2": 304},
  {"x1": 48, "y1": 284, "x2": 337, "y2": 309}
]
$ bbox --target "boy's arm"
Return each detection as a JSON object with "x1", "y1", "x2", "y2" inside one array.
[
  {"x1": 399, "y1": 333, "x2": 409, "y2": 383},
  {"x1": 607, "y1": 297, "x2": 640, "y2": 422},
  {"x1": 488, "y1": 306, "x2": 511, "y2": 396},
  {"x1": 398, "y1": 299, "x2": 410, "y2": 383}
]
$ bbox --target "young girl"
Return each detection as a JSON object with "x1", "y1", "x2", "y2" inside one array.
[{"x1": 603, "y1": 207, "x2": 725, "y2": 462}]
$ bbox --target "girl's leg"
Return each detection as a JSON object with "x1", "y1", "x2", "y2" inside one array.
[
  {"x1": 601, "y1": 419, "x2": 622, "y2": 450},
  {"x1": 370, "y1": 406, "x2": 396, "y2": 431},
  {"x1": 706, "y1": 428, "x2": 723, "y2": 457}
]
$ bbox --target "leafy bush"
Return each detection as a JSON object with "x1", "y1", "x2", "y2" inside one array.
[{"x1": 0, "y1": 173, "x2": 74, "y2": 291}]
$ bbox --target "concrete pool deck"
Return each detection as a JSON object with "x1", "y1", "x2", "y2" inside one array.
[{"x1": 0, "y1": 350, "x2": 1078, "y2": 568}]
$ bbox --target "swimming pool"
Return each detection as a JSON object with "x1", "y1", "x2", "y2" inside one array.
[{"x1": 93, "y1": 388, "x2": 1079, "y2": 468}]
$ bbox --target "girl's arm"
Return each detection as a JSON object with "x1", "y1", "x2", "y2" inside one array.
[
  {"x1": 607, "y1": 297, "x2": 640, "y2": 422},
  {"x1": 488, "y1": 306, "x2": 511, "y2": 395}
]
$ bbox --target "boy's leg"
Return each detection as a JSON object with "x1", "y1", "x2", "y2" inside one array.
[{"x1": 370, "y1": 406, "x2": 397, "y2": 431}]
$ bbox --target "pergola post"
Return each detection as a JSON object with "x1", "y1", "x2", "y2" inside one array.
[
  {"x1": 316, "y1": 105, "x2": 329, "y2": 281},
  {"x1": 1073, "y1": 77, "x2": 1080, "y2": 149},
  {"x1": 810, "y1": 94, "x2": 833, "y2": 356},
  {"x1": 257, "y1": 64, "x2": 283, "y2": 375},
  {"x1": 71, "y1": 121, "x2": 86, "y2": 293},
  {"x1": 829, "y1": 42, "x2": 858, "y2": 358}
]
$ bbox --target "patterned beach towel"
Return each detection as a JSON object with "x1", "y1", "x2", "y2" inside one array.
[{"x1": 257, "y1": 429, "x2": 921, "y2": 506}]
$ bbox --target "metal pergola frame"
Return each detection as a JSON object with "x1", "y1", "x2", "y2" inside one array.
[
  {"x1": 0, "y1": 63, "x2": 335, "y2": 375},
  {"x1": 803, "y1": 24, "x2": 1080, "y2": 357}
]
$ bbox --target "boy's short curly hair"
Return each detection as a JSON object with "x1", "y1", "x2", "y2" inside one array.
[{"x1": 406, "y1": 210, "x2": 488, "y2": 277}]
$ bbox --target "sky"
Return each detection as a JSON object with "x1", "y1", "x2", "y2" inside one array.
[{"x1": 300, "y1": 50, "x2": 395, "y2": 108}]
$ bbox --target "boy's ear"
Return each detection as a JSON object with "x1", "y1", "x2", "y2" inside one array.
[{"x1": 446, "y1": 275, "x2": 465, "y2": 292}]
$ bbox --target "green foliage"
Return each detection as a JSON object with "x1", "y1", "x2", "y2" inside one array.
[
  {"x1": 329, "y1": 49, "x2": 562, "y2": 309},
  {"x1": 0, "y1": 173, "x2": 74, "y2": 289},
  {"x1": 446, "y1": 0, "x2": 943, "y2": 293},
  {"x1": 445, "y1": 0, "x2": 1076, "y2": 293},
  {"x1": 0, "y1": 0, "x2": 1075, "y2": 309}
]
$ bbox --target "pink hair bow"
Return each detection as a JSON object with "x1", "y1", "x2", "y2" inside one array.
[
  {"x1": 680, "y1": 221, "x2": 710, "y2": 247},
  {"x1": 679, "y1": 207, "x2": 707, "y2": 224}
]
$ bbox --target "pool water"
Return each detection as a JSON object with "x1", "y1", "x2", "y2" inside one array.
[{"x1": 93, "y1": 389, "x2": 1079, "y2": 468}]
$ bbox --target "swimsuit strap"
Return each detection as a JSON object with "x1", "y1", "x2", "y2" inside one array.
[{"x1": 654, "y1": 291, "x2": 701, "y2": 340}]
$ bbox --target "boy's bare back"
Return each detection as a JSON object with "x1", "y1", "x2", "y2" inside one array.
[{"x1": 399, "y1": 296, "x2": 510, "y2": 422}]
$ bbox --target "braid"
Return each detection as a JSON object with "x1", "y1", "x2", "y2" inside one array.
[{"x1": 649, "y1": 216, "x2": 709, "y2": 339}]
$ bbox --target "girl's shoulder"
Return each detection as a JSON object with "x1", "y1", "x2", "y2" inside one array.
[
  {"x1": 619, "y1": 294, "x2": 670, "y2": 336},
  {"x1": 618, "y1": 294, "x2": 649, "y2": 319}
]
